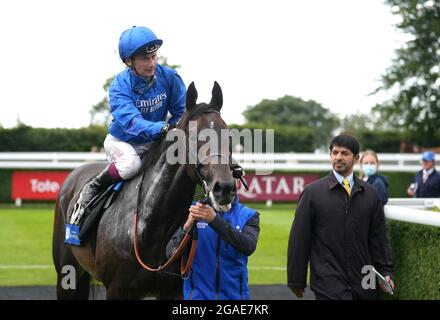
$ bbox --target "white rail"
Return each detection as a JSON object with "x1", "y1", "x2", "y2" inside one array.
[
  {"x1": 387, "y1": 198, "x2": 440, "y2": 209},
  {"x1": 0, "y1": 152, "x2": 425, "y2": 172},
  {"x1": 385, "y1": 204, "x2": 440, "y2": 227}
]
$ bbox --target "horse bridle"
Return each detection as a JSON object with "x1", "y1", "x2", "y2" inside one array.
[
  {"x1": 132, "y1": 109, "x2": 248, "y2": 277},
  {"x1": 183, "y1": 106, "x2": 248, "y2": 191},
  {"x1": 194, "y1": 153, "x2": 232, "y2": 198},
  {"x1": 133, "y1": 153, "x2": 247, "y2": 278}
]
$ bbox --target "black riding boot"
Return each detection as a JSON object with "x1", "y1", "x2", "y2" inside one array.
[{"x1": 71, "y1": 164, "x2": 120, "y2": 225}]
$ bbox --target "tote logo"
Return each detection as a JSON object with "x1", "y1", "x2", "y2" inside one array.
[
  {"x1": 12, "y1": 171, "x2": 70, "y2": 200},
  {"x1": 30, "y1": 179, "x2": 60, "y2": 193}
]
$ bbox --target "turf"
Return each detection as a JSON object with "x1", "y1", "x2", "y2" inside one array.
[
  {"x1": 245, "y1": 203, "x2": 294, "y2": 284},
  {"x1": 0, "y1": 207, "x2": 56, "y2": 286},
  {"x1": 0, "y1": 203, "x2": 295, "y2": 286}
]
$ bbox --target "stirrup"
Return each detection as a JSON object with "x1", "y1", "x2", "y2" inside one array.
[
  {"x1": 65, "y1": 193, "x2": 84, "y2": 245},
  {"x1": 70, "y1": 192, "x2": 85, "y2": 225},
  {"x1": 66, "y1": 191, "x2": 89, "y2": 245}
]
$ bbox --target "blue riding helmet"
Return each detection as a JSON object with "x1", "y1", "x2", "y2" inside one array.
[
  {"x1": 422, "y1": 151, "x2": 435, "y2": 162},
  {"x1": 118, "y1": 26, "x2": 163, "y2": 62}
]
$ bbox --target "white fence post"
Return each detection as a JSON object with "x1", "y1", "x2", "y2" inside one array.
[{"x1": 15, "y1": 198, "x2": 22, "y2": 207}]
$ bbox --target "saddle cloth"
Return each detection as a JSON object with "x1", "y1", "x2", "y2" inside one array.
[{"x1": 65, "y1": 181, "x2": 123, "y2": 245}]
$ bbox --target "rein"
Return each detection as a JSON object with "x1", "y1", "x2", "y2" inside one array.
[
  {"x1": 131, "y1": 108, "x2": 232, "y2": 278},
  {"x1": 132, "y1": 170, "x2": 199, "y2": 278}
]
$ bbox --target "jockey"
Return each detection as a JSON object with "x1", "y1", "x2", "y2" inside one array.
[{"x1": 71, "y1": 26, "x2": 186, "y2": 223}]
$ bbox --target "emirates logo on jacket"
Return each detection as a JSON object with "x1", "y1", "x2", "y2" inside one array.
[{"x1": 136, "y1": 93, "x2": 167, "y2": 113}]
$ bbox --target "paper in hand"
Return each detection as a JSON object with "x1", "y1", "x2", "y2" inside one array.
[{"x1": 372, "y1": 267, "x2": 394, "y2": 295}]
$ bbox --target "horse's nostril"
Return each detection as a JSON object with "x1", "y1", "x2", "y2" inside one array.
[
  {"x1": 213, "y1": 180, "x2": 235, "y2": 196},
  {"x1": 213, "y1": 182, "x2": 222, "y2": 194}
]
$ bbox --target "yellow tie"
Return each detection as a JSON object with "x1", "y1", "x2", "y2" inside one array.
[{"x1": 343, "y1": 178, "x2": 351, "y2": 196}]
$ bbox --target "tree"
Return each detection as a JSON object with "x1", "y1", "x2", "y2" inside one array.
[
  {"x1": 373, "y1": 0, "x2": 440, "y2": 146},
  {"x1": 89, "y1": 56, "x2": 181, "y2": 126},
  {"x1": 339, "y1": 110, "x2": 396, "y2": 134},
  {"x1": 340, "y1": 113, "x2": 376, "y2": 134},
  {"x1": 243, "y1": 95, "x2": 339, "y2": 149},
  {"x1": 89, "y1": 76, "x2": 114, "y2": 126}
]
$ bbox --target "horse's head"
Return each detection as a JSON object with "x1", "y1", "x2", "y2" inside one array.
[{"x1": 179, "y1": 82, "x2": 236, "y2": 212}]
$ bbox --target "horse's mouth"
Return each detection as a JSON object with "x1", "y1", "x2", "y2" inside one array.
[
  {"x1": 214, "y1": 203, "x2": 232, "y2": 212},
  {"x1": 208, "y1": 192, "x2": 232, "y2": 212}
]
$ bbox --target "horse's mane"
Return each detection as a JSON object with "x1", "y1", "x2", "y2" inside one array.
[{"x1": 139, "y1": 103, "x2": 221, "y2": 171}]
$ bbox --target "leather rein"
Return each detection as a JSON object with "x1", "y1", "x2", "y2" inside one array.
[
  {"x1": 132, "y1": 167, "x2": 200, "y2": 278},
  {"x1": 132, "y1": 109, "x2": 223, "y2": 278}
]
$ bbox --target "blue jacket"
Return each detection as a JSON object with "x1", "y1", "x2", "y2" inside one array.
[
  {"x1": 366, "y1": 174, "x2": 389, "y2": 206},
  {"x1": 108, "y1": 65, "x2": 186, "y2": 144},
  {"x1": 414, "y1": 169, "x2": 440, "y2": 198},
  {"x1": 184, "y1": 198, "x2": 257, "y2": 300}
]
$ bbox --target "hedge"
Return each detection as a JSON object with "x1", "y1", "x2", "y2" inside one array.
[
  {"x1": 356, "y1": 130, "x2": 404, "y2": 153},
  {"x1": 0, "y1": 125, "x2": 107, "y2": 151},
  {"x1": 4, "y1": 124, "x2": 436, "y2": 154},
  {"x1": 385, "y1": 218, "x2": 440, "y2": 300},
  {"x1": 0, "y1": 170, "x2": 12, "y2": 203},
  {"x1": 229, "y1": 123, "x2": 316, "y2": 152},
  {"x1": 349, "y1": 129, "x2": 440, "y2": 153}
]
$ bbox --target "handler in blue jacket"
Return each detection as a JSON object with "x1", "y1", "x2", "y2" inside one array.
[
  {"x1": 167, "y1": 196, "x2": 260, "y2": 300},
  {"x1": 72, "y1": 26, "x2": 186, "y2": 222}
]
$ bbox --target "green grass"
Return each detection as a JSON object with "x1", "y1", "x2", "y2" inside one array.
[
  {"x1": 246, "y1": 203, "x2": 295, "y2": 284},
  {"x1": 0, "y1": 207, "x2": 56, "y2": 286},
  {"x1": 0, "y1": 203, "x2": 295, "y2": 286}
]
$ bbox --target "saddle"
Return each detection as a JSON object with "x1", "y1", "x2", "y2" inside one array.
[
  {"x1": 65, "y1": 145, "x2": 156, "y2": 246},
  {"x1": 65, "y1": 181, "x2": 124, "y2": 245}
]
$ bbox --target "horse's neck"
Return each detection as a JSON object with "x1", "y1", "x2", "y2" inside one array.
[{"x1": 139, "y1": 148, "x2": 195, "y2": 222}]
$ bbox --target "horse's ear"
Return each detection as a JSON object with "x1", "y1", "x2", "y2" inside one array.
[
  {"x1": 210, "y1": 81, "x2": 223, "y2": 110},
  {"x1": 186, "y1": 82, "x2": 198, "y2": 111}
]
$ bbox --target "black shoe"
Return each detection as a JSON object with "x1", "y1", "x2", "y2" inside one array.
[{"x1": 70, "y1": 165, "x2": 120, "y2": 225}]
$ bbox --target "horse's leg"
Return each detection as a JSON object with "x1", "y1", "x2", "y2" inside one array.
[
  {"x1": 105, "y1": 283, "x2": 130, "y2": 300},
  {"x1": 104, "y1": 271, "x2": 156, "y2": 300},
  {"x1": 56, "y1": 271, "x2": 91, "y2": 300},
  {"x1": 54, "y1": 248, "x2": 91, "y2": 300},
  {"x1": 157, "y1": 272, "x2": 183, "y2": 300}
]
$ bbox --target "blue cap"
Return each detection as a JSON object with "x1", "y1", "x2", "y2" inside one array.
[
  {"x1": 118, "y1": 26, "x2": 163, "y2": 62},
  {"x1": 422, "y1": 151, "x2": 435, "y2": 161}
]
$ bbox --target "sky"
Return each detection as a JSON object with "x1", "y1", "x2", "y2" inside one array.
[{"x1": 0, "y1": 0, "x2": 407, "y2": 129}]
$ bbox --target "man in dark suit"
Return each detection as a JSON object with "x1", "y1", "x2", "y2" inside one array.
[
  {"x1": 287, "y1": 134, "x2": 395, "y2": 300},
  {"x1": 407, "y1": 151, "x2": 440, "y2": 198}
]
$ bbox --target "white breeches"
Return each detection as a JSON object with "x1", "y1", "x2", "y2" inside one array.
[{"x1": 103, "y1": 134, "x2": 151, "y2": 180}]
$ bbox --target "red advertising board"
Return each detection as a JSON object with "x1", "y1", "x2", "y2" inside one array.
[
  {"x1": 11, "y1": 171, "x2": 318, "y2": 202},
  {"x1": 237, "y1": 174, "x2": 319, "y2": 202},
  {"x1": 11, "y1": 171, "x2": 70, "y2": 200}
]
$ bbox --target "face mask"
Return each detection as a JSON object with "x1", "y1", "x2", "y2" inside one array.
[{"x1": 362, "y1": 164, "x2": 377, "y2": 177}]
